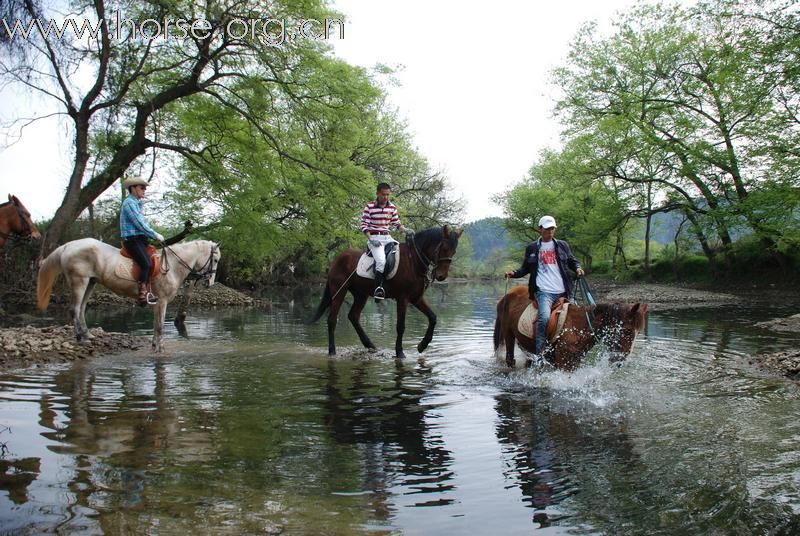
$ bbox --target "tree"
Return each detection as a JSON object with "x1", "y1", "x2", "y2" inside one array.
[
  {"x1": 497, "y1": 139, "x2": 627, "y2": 271},
  {"x1": 0, "y1": 0, "x2": 357, "y2": 255},
  {"x1": 551, "y1": 0, "x2": 800, "y2": 267}
]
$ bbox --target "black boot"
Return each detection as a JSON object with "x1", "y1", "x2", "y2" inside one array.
[
  {"x1": 373, "y1": 271, "x2": 386, "y2": 300},
  {"x1": 137, "y1": 282, "x2": 148, "y2": 307}
]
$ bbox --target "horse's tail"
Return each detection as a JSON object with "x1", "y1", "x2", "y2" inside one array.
[
  {"x1": 493, "y1": 294, "x2": 505, "y2": 351},
  {"x1": 307, "y1": 283, "x2": 332, "y2": 324},
  {"x1": 37, "y1": 246, "x2": 64, "y2": 311}
]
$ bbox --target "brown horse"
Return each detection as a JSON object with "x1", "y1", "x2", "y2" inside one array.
[
  {"x1": 0, "y1": 195, "x2": 41, "y2": 248},
  {"x1": 494, "y1": 286, "x2": 648, "y2": 370},
  {"x1": 310, "y1": 225, "x2": 462, "y2": 358}
]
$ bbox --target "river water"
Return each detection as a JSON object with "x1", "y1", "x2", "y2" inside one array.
[{"x1": 1, "y1": 283, "x2": 799, "y2": 534}]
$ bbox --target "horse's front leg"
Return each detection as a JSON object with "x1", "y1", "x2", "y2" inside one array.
[
  {"x1": 348, "y1": 293, "x2": 377, "y2": 351},
  {"x1": 395, "y1": 299, "x2": 409, "y2": 359},
  {"x1": 412, "y1": 296, "x2": 437, "y2": 353},
  {"x1": 152, "y1": 300, "x2": 168, "y2": 353}
]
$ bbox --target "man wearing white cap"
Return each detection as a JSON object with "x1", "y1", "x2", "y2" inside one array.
[
  {"x1": 120, "y1": 176, "x2": 164, "y2": 305},
  {"x1": 505, "y1": 215, "x2": 584, "y2": 357}
]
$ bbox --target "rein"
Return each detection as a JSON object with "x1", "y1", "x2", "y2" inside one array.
[
  {"x1": 160, "y1": 242, "x2": 218, "y2": 282},
  {"x1": 584, "y1": 303, "x2": 623, "y2": 349}
]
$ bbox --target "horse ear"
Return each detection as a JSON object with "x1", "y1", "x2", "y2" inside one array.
[
  {"x1": 10, "y1": 195, "x2": 18, "y2": 205},
  {"x1": 456, "y1": 228, "x2": 464, "y2": 238},
  {"x1": 7, "y1": 194, "x2": 11, "y2": 203},
  {"x1": 442, "y1": 224, "x2": 450, "y2": 239}
]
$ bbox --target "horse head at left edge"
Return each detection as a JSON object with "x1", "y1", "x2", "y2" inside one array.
[{"x1": 0, "y1": 194, "x2": 41, "y2": 248}]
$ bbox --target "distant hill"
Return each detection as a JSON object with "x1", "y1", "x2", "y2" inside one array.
[{"x1": 464, "y1": 217, "x2": 509, "y2": 262}]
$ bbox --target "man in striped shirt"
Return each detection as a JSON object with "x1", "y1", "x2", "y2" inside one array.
[
  {"x1": 360, "y1": 182, "x2": 411, "y2": 299},
  {"x1": 120, "y1": 176, "x2": 164, "y2": 305}
]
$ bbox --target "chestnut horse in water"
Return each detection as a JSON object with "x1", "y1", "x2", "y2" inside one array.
[
  {"x1": 494, "y1": 286, "x2": 648, "y2": 370},
  {"x1": 310, "y1": 225, "x2": 462, "y2": 358},
  {"x1": 0, "y1": 195, "x2": 41, "y2": 248}
]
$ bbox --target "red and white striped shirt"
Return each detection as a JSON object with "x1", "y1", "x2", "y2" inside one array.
[{"x1": 360, "y1": 200, "x2": 401, "y2": 233}]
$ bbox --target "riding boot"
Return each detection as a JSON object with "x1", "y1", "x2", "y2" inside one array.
[
  {"x1": 137, "y1": 282, "x2": 148, "y2": 307},
  {"x1": 373, "y1": 271, "x2": 386, "y2": 300}
]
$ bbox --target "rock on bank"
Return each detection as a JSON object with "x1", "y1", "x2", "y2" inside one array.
[{"x1": 0, "y1": 325, "x2": 146, "y2": 370}]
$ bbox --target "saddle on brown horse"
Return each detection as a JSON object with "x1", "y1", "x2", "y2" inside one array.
[
  {"x1": 120, "y1": 244, "x2": 161, "y2": 281},
  {"x1": 519, "y1": 296, "x2": 569, "y2": 341}
]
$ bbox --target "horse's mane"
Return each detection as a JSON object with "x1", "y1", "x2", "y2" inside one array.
[
  {"x1": 592, "y1": 302, "x2": 647, "y2": 330},
  {"x1": 408, "y1": 226, "x2": 459, "y2": 250}
]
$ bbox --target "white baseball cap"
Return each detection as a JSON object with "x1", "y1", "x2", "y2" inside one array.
[{"x1": 538, "y1": 215, "x2": 557, "y2": 229}]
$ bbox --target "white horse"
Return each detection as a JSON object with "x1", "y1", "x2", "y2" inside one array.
[{"x1": 37, "y1": 239, "x2": 220, "y2": 352}]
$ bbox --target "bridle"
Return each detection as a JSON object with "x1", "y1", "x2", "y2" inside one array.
[
  {"x1": 585, "y1": 303, "x2": 629, "y2": 351},
  {"x1": 410, "y1": 234, "x2": 454, "y2": 286},
  {"x1": 160, "y1": 242, "x2": 219, "y2": 283},
  {"x1": 0, "y1": 203, "x2": 34, "y2": 243}
]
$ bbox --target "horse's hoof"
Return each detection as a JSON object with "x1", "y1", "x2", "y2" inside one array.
[
  {"x1": 367, "y1": 347, "x2": 378, "y2": 354},
  {"x1": 396, "y1": 351, "x2": 406, "y2": 359},
  {"x1": 417, "y1": 342, "x2": 428, "y2": 353}
]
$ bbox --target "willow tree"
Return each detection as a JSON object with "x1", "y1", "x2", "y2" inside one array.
[{"x1": 0, "y1": 0, "x2": 355, "y2": 255}]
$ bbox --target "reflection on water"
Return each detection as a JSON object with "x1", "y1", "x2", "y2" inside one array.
[{"x1": 1, "y1": 283, "x2": 800, "y2": 534}]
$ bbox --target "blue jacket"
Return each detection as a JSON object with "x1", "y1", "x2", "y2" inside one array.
[
  {"x1": 510, "y1": 238, "x2": 582, "y2": 299},
  {"x1": 120, "y1": 195, "x2": 158, "y2": 240}
]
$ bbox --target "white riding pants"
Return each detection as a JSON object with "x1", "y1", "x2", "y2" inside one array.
[{"x1": 368, "y1": 234, "x2": 395, "y2": 273}]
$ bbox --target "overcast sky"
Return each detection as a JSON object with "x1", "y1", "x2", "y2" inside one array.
[{"x1": 0, "y1": 0, "x2": 651, "y2": 222}]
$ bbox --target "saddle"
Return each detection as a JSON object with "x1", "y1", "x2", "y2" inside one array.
[
  {"x1": 518, "y1": 297, "x2": 570, "y2": 341},
  {"x1": 117, "y1": 244, "x2": 161, "y2": 282},
  {"x1": 356, "y1": 241, "x2": 400, "y2": 280}
]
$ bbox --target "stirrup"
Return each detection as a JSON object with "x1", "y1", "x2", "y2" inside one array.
[
  {"x1": 146, "y1": 291, "x2": 159, "y2": 305},
  {"x1": 373, "y1": 286, "x2": 386, "y2": 300}
]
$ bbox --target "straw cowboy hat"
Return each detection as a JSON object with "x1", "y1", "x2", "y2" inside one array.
[{"x1": 122, "y1": 176, "x2": 149, "y2": 189}]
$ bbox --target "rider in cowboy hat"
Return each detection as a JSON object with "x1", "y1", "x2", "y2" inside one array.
[{"x1": 120, "y1": 176, "x2": 164, "y2": 305}]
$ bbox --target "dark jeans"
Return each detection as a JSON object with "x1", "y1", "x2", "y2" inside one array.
[
  {"x1": 536, "y1": 290, "x2": 566, "y2": 354},
  {"x1": 123, "y1": 235, "x2": 151, "y2": 284}
]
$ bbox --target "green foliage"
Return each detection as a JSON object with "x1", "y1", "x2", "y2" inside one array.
[
  {"x1": 547, "y1": 0, "x2": 800, "y2": 268},
  {"x1": 496, "y1": 141, "x2": 627, "y2": 266},
  {"x1": 164, "y1": 57, "x2": 461, "y2": 284}
]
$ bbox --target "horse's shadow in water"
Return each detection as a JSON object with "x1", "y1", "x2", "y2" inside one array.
[
  {"x1": 493, "y1": 390, "x2": 640, "y2": 527},
  {"x1": 494, "y1": 286, "x2": 648, "y2": 371},
  {"x1": 322, "y1": 358, "x2": 454, "y2": 503}
]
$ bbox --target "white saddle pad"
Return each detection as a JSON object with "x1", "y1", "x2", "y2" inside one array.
[
  {"x1": 114, "y1": 257, "x2": 138, "y2": 282},
  {"x1": 517, "y1": 302, "x2": 570, "y2": 342},
  {"x1": 356, "y1": 246, "x2": 400, "y2": 280}
]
